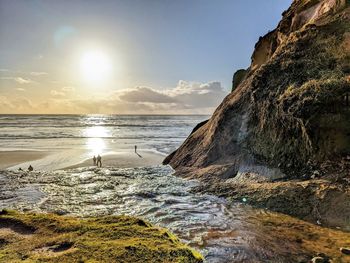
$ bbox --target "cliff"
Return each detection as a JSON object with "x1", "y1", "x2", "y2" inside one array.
[
  {"x1": 165, "y1": 0, "x2": 350, "y2": 179},
  {"x1": 164, "y1": 0, "x2": 350, "y2": 228}
]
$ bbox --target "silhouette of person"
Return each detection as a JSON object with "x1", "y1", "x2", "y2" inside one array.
[
  {"x1": 93, "y1": 155, "x2": 96, "y2": 166},
  {"x1": 134, "y1": 145, "x2": 142, "y2": 158},
  {"x1": 28, "y1": 165, "x2": 33, "y2": 171},
  {"x1": 96, "y1": 155, "x2": 102, "y2": 167}
]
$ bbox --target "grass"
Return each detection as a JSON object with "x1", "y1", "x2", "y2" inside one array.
[{"x1": 0, "y1": 210, "x2": 203, "y2": 263}]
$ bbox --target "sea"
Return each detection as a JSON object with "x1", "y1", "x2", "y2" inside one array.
[
  {"x1": 0, "y1": 114, "x2": 208, "y2": 153},
  {"x1": 0, "y1": 114, "x2": 208, "y2": 170}
]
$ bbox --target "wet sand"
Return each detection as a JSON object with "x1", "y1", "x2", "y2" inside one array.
[
  {"x1": 0, "y1": 151, "x2": 49, "y2": 169},
  {"x1": 1, "y1": 149, "x2": 165, "y2": 171},
  {"x1": 65, "y1": 151, "x2": 165, "y2": 169}
]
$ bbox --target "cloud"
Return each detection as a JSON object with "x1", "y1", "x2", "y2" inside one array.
[
  {"x1": 118, "y1": 87, "x2": 176, "y2": 103},
  {"x1": 16, "y1": 88, "x2": 26, "y2": 92},
  {"x1": 61, "y1": 86, "x2": 75, "y2": 92},
  {"x1": 0, "y1": 96, "x2": 35, "y2": 113},
  {"x1": 166, "y1": 80, "x2": 227, "y2": 108},
  {"x1": 50, "y1": 90, "x2": 66, "y2": 97},
  {"x1": 15, "y1": 77, "x2": 34, "y2": 84},
  {"x1": 0, "y1": 80, "x2": 228, "y2": 114},
  {"x1": 1, "y1": 76, "x2": 35, "y2": 84},
  {"x1": 30, "y1": 71, "x2": 48, "y2": 76},
  {"x1": 50, "y1": 86, "x2": 75, "y2": 97},
  {"x1": 116, "y1": 81, "x2": 227, "y2": 110}
]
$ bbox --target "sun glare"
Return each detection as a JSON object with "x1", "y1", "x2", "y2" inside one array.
[
  {"x1": 84, "y1": 126, "x2": 109, "y2": 155},
  {"x1": 80, "y1": 50, "x2": 112, "y2": 83}
]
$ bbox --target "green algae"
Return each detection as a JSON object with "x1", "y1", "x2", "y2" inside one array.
[{"x1": 0, "y1": 210, "x2": 203, "y2": 263}]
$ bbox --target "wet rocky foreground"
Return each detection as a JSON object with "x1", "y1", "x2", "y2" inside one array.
[{"x1": 0, "y1": 166, "x2": 349, "y2": 262}]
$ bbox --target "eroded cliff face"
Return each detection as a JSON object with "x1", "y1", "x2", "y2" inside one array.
[{"x1": 164, "y1": 0, "x2": 350, "y2": 180}]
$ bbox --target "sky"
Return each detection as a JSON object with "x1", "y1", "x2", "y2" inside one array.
[{"x1": 0, "y1": 0, "x2": 292, "y2": 114}]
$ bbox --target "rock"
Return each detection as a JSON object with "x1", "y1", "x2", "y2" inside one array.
[
  {"x1": 0, "y1": 210, "x2": 204, "y2": 262},
  {"x1": 340, "y1": 247, "x2": 350, "y2": 255},
  {"x1": 165, "y1": 0, "x2": 350, "y2": 179},
  {"x1": 311, "y1": 170, "x2": 320, "y2": 179},
  {"x1": 164, "y1": 0, "x2": 350, "y2": 233},
  {"x1": 231, "y1": 69, "x2": 247, "y2": 92},
  {"x1": 311, "y1": 257, "x2": 324, "y2": 263},
  {"x1": 310, "y1": 256, "x2": 331, "y2": 263}
]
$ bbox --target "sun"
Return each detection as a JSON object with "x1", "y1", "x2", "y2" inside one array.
[{"x1": 80, "y1": 50, "x2": 112, "y2": 83}]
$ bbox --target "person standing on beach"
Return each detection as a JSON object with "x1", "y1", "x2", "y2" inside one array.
[
  {"x1": 93, "y1": 155, "x2": 96, "y2": 166},
  {"x1": 97, "y1": 155, "x2": 102, "y2": 167},
  {"x1": 134, "y1": 145, "x2": 137, "y2": 153}
]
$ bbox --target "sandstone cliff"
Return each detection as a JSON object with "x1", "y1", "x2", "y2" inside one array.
[
  {"x1": 164, "y1": 0, "x2": 350, "y2": 229},
  {"x1": 165, "y1": 0, "x2": 350, "y2": 180}
]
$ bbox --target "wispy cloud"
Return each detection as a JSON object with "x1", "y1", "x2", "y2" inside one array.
[
  {"x1": 15, "y1": 77, "x2": 34, "y2": 84},
  {"x1": 0, "y1": 76, "x2": 35, "y2": 84},
  {"x1": 50, "y1": 86, "x2": 75, "y2": 97},
  {"x1": 30, "y1": 71, "x2": 48, "y2": 76},
  {"x1": 62, "y1": 86, "x2": 75, "y2": 92},
  {"x1": 0, "y1": 68, "x2": 48, "y2": 78},
  {"x1": 50, "y1": 90, "x2": 66, "y2": 97},
  {"x1": 16, "y1": 88, "x2": 26, "y2": 92}
]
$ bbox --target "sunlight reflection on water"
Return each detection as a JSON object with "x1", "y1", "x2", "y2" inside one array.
[{"x1": 84, "y1": 126, "x2": 109, "y2": 155}]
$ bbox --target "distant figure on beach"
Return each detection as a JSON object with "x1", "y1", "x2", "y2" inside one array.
[
  {"x1": 93, "y1": 155, "x2": 96, "y2": 166},
  {"x1": 28, "y1": 165, "x2": 33, "y2": 171},
  {"x1": 134, "y1": 145, "x2": 142, "y2": 158},
  {"x1": 96, "y1": 155, "x2": 102, "y2": 167}
]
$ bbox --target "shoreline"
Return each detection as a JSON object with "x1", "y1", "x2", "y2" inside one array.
[
  {"x1": 0, "y1": 150, "x2": 50, "y2": 170},
  {"x1": 63, "y1": 150, "x2": 164, "y2": 169},
  {"x1": 1, "y1": 149, "x2": 164, "y2": 171}
]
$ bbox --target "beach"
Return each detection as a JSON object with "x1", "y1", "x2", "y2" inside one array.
[
  {"x1": 0, "y1": 150, "x2": 49, "y2": 170},
  {"x1": 0, "y1": 149, "x2": 165, "y2": 171},
  {"x1": 0, "y1": 115, "x2": 206, "y2": 171},
  {"x1": 65, "y1": 150, "x2": 165, "y2": 169}
]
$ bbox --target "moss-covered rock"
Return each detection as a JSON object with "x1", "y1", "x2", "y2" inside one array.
[
  {"x1": 165, "y1": 0, "x2": 350, "y2": 177},
  {"x1": 0, "y1": 210, "x2": 203, "y2": 263}
]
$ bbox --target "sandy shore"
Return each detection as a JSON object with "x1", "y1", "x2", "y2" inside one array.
[
  {"x1": 65, "y1": 150, "x2": 164, "y2": 169},
  {"x1": 0, "y1": 150, "x2": 49, "y2": 169},
  {"x1": 0, "y1": 149, "x2": 165, "y2": 171}
]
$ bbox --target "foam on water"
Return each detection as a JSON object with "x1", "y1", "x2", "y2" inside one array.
[{"x1": 0, "y1": 166, "x2": 333, "y2": 262}]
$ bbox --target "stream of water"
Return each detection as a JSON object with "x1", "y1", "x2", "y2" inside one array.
[{"x1": 1, "y1": 165, "x2": 341, "y2": 263}]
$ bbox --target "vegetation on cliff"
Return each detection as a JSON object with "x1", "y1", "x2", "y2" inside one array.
[
  {"x1": 0, "y1": 210, "x2": 203, "y2": 263},
  {"x1": 165, "y1": 0, "x2": 350, "y2": 178},
  {"x1": 164, "y1": 0, "x2": 350, "y2": 228}
]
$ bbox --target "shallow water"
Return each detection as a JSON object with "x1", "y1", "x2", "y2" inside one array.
[{"x1": 0, "y1": 166, "x2": 347, "y2": 262}]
